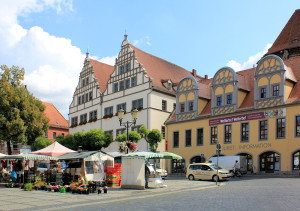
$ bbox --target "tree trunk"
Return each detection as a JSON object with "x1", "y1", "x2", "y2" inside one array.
[{"x1": 6, "y1": 140, "x2": 12, "y2": 155}]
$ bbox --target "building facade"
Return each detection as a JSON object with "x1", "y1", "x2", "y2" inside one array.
[
  {"x1": 166, "y1": 10, "x2": 300, "y2": 174},
  {"x1": 69, "y1": 35, "x2": 199, "y2": 153}
]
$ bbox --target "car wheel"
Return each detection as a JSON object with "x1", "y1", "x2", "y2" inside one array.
[
  {"x1": 188, "y1": 174, "x2": 194, "y2": 180},
  {"x1": 212, "y1": 175, "x2": 219, "y2": 182}
]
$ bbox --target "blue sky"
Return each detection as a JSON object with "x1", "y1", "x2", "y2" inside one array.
[{"x1": 0, "y1": 0, "x2": 299, "y2": 118}]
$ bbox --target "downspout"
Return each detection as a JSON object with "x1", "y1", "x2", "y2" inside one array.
[
  {"x1": 100, "y1": 93, "x2": 103, "y2": 129},
  {"x1": 147, "y1": 86, "x2": 153, "y2": 151}
]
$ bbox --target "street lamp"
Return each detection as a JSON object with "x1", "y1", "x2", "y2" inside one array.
[{"x1": 118, "y1": 108, "x2": 139, "y2": 153}]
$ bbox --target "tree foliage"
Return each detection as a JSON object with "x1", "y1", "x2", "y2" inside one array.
[
  {"x1": 56, "y1": 129, "x2": 113, "y2": 151},
  {"x1": 115, "y1": 131, "x2": 141, "y2": 143},
  {"x1": 31, "y1": 136, "x2": 52, "y2": 151},
  {"x1": 0, "y1": 65, "x2": 49, "y2": 154},
  {"x1": 139, "y1": 125, "x2": 162, "y2": 152}
]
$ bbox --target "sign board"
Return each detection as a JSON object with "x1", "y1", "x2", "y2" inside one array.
[
  {"x1": 209, "y1": 112, "x2": 265, "y2": 126},
  {"x1": 201, "y1": 154, "x2": 204, "y2": 158}
]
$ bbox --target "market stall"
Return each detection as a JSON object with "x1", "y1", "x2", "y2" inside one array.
[{"x1": 29, "y1": 141, "x2": 76, "y2": 157}]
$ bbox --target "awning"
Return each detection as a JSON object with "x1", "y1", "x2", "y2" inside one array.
[
  {"x1": 4, "y1": 153, "x2": 58, "y2": 161},
  {"x1": 122, "y1": 151, "x2": 164, "y2": 159}
]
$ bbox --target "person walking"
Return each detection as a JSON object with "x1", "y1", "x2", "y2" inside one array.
[
  {"x1": 145, "y1": 164, "x2": 150, "y2": 188},
  {"x1": 233, "y1": 160, "x2": 241, "y2": 177}
]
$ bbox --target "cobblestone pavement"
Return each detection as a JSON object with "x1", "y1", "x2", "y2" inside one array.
[{"x1": 0, "y1": 176, "x2": 299, "y2": 211}]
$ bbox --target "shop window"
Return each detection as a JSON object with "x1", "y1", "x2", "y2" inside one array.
[
  {"x1": 276, "y1": 118, "x2": 286, "y2": 138},
  {"x1": 131, "y1": 77, "x2": 137, "y2": 87},
  {"x1": 224, "y1": 125, "x2": 232, "y2": 143},
  {"x1": 126, "y1": 79, "x2": 130, "y2": 89},
  {"x1": 227, "y1": 94, "x2": 232, "y2": 105},
  {"x1": 295, "y1": 116, "x2": 300, "y2": 137},
  {"x1": 210, "y1": 126, "x2": 218, "y2": 144},
  {"x1": 241, "y1": 122, "x2": 249, "y2": 142},
  {"x1": 185, "y1": 130, "x2": 192, "y2": 147},
  {"x1": 113, "y1": 83, "x2": 119, "y2": 93},
  {"x1": 259, "y1": 120, "x2": 268, "y2": 140},
  {"x1": 53, "y1": 132, "x2": 57, "y2": 139},
  {"x1": 180, "y1": 103, "x2": 185, "y2": 113},
  {"x1": 171, "y1": 159, "x2": 185, "y2": 173},
  {"x1": 162, "y1": 100, "x2": 167, "y2": 111},
  {"x1": 216, "y1": 96, "x2": 222, "y2": 106},
  {"x1": 272, "y1": 84, "x2": 279, "y2": 96},
  {"x1": 292, "y1": 151, "x2": 300, "y2": 170},
  {"x1": 260, "y1": 87, "x2": 266, "y2": 99},
  {"x1": 173, "y1": 131, "x2": 179, "y2": 148},
  {"x1": 120, "y1": 81, "x2": 125, "y2": 91},
  {"x1": 188, "y1": 101, "x2": 194, "y2": 111},
  {"x1": 197, "y1": 128, "x2": 203, "y2": 146},
  {"x1": 161, "y1": 126, "x2": 165, "y2": 139},
  {"x1": 260, "y1": 151, "x2": 280, "y2": 172}
]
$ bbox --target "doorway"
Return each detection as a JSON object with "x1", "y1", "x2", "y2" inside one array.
[
  {"x1": 237, "y1": 153, "x2": 253, "y2": 173},
  {"x1": 190, "y1": 156, "x2": 205, "y2": 164},
  {"x1": 260, "y1": 151, "x2": 280, "y2": 173}
]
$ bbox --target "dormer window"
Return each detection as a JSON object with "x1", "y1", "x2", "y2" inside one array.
[
  {"x1": 188, "y1": 101, "x2": 194, "y2": 111},
  {"x1": 227, "y1": 94, "x2": 232, "y2": 105},
  {"x1": 167, "y1": 80, "x2": 172, "y2": 90},
  {"x1": 180, "y1": 103, "x2": 185, "y2": 113},
  {"x1": 217, "y1": 96, "x2": 222, "y2": 106},
  {"x1": 272, "y1": 84, "x2": 279, "y2": 96},
  {"x1": 260, "y1": 87, "x2": 266, "y2": 99}
]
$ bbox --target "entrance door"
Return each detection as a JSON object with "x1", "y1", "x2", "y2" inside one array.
[
  {"x1": 260, "y1": 151, "x2": 280, "y2": 173},
  {"x1": 238, "y1": 153, "x2": 253, "y2": 173}
]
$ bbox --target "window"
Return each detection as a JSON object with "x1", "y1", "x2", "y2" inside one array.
[
  {"x1": 161, "y1": 126, "x2": 165, "y2": 139},
  {"x1": 89, "y1": 91, "x2": 92, "y2": 101},
  {"x1": 80, "y1": 114, "x2": 87, "y2": 124},
  {"x1": 241, "y1": 122, "x2": 249, "y2": 142},
  {"x1": 272, "y1": 84, "x2": 279, "y2": 96},
  {"x1": 132, "y1": 125, "x2": 141, "y2": 133},
  {"x1": 120, "y1": 81, "x2": 125, "y2": 91},
  {"x1": 85, "y1": 93, "x2": 89, "y2": 102},
  {"x1": 117, "y1": 103, "x2": 126, "y2": 112},
  {"x1": 173, "y1": 103, "x2": 176, "y2": 110},
  {"x1": 81, "y1": 94, "x2": 85, "y2": 104},
  {"x1": 224, "y1": 125, "x2": 232, "y2": 143},
  {"x1": 173, "y1": 131, "x2": 179, "y2": 148},
  {"x1": 227, "y1": 94, "x2": 232, "y2": 105},
  {"x1": 197, "y1": 128, "x2": 203, "y2": 146},
  {"x1": 126, "y1": 63, "x2": 130, "y2": 72},
  {"x1": 89, "y1": 110, "x2": 97, "y2": 121},
  {"x1": 105, "y1": 131, "x2": 113, "y2": 139},
  {"x1": 61, "y1": 133, "x2": 65, "y2": 137},
  {"x1": 78, "y1": 96, "x2": 81, "y2": 105},
  {"x1": 180, "y1": 103, "x2": 185, "y2": 113},
  {"x1": 131, "y1": 77, "x2": 137, "y2": 87},
  {"x1": 211, "y1": 126, "x2": 217, "y2": 144},
  {"x1": 104, "y1": 107, "x2": 113, "y2": 116},
  {"x1": 44, "y1": 131, "x2": 48, "y2": 138},
  {"x1": 12, "y1": 144, "x2": 18, "y2": 151},
  {"x1": 276, "y1": 118, "x2": 286, "y2": 138},
  {"x1": 259, "y1": 120, "x2": 268, "y2": 140},
  {"x1": 81, "y1": 79, "x2": 85, "y2": 87},
  {"x1": 119, "y1": 66, "x2": 125, "y2": 74},
  {"x1": 217, "y1": 96, "x2": 222, "y2": 106},
  {"x1": 260, "y1": 87, "x2": 266, "y2": 99},
  {"x1": 113, "y1": 83, "x2": 118, "y2": 93},
  {"x1": 71, "y1": 117, "x2": 78, "y2": 126},
  {"x1": 162, "y1": 100, "x2": 167, "y2": 111},
  {"x1": 188, "y1": 101, "x2": 194, "y2": 111},
  {"x1": 53, "y1": 132, "x2": 57, "y2": 139},
  {"x1": 126, "y1": 79, "x2": 130, "y2": 89},
  {"x1": 293, "y1": 151, "x2": 300, "y2": 170},
  {"x1": 296, "y1": 116, "x2": 300, "y2": 137},
  {"x1": 132, "y1": 99, "x2": 143, "y2": 110},
  {"x1": 185, "y1": 130, "x2": 192, "y2": 147},
  {"x1": 86, "y1": 77, "x2": 89, "y2": 85},
  {"x1": 116, "y1": 129, "x2": 126, "y2": 137}
]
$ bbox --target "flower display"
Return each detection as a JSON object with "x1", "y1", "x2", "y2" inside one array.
[{"x1": 119, "y1": 141, "x2": 138, "y2": 153}]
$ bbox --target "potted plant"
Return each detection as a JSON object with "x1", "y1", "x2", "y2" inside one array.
[{"x1": 24, "y1": 183, "x2": 33, "y2": 191}]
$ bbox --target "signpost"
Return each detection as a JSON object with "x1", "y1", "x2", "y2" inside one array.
[{"x1": 216, "y1": 143, "x2": 221, "y2": 186}]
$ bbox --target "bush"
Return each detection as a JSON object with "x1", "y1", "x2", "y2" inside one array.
[{"x1": 24, "y1": 183, "x2": 33, "y2": 191}]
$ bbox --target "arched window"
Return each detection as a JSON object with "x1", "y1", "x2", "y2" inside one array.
[
  {"x1": 259, "y1": 151, "x2": 280, "y2": 173},
  {"x1": 292, "y1": 150, "x2": 300, "y2": 170}
]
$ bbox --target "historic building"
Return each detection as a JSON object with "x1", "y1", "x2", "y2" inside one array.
[
  {"x1": 69, "y1": 35, "x2": 199, "y2": 153},
  {"x1": 165, "y1": 9, "x2": 300, "y2": 174}
]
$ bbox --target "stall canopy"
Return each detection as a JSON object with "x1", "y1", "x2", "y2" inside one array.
[
  {"x1": 0, "y1": 153, "x2": 6, "y2": 158},
  {"x1": 160, "y1": 152, "x2": 182, "y2": 160},
  {"x1": 123, "y1": 151, "x2": 164, "y2": 159},
  {"x1": 30, "y1": 141, "x2": 76, "y2": 157},
  {"x1": 4, "y1": 153, "x2": 58, "y2": 160}
]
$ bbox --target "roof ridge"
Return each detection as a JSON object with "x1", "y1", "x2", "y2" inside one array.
[{"x1": 90, "y1": 58, "x2": 114, "y2": 67}]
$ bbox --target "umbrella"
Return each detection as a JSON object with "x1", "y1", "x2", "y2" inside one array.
[
  {"x1": 123, "y1": 151, "x2": 164, "y2": 159},
  {"x1": 160, "y1": 152, "x2": 182, "y2": 160},
  {"x1": 4, "y1": 153, "x2": 58, "y2": 161}
]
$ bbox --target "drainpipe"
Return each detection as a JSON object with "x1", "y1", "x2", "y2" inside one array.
[{"x1": 147, "y1": 87, "x2": 153, "y2": 151}]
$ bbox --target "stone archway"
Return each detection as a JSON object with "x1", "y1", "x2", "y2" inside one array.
[
  {"x1": 259, "y1": 151, "x2": 280, "y2": 173},
  {"x1": 190, "y1": 155, "x2": 205, "y2": 164}
]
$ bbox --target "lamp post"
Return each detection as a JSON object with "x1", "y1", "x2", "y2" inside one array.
[{"x1": 117, "y1": 108, "x2": 139, "y2": 154}]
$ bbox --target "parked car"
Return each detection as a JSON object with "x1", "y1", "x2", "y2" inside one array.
[
  {"x1": 186, "y1": 163, "x2": 232, "y2": 182},
  {"x1": 155, "y1": 167, "x2": 168, "y2": 178}
]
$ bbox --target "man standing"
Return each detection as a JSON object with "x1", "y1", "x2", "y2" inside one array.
[
  {"x1": 145, "y1": 164, "x2": 150, "y2": 188},
  {"x1": 234, "y1": 160, "x2": 241, "y2": 176}
]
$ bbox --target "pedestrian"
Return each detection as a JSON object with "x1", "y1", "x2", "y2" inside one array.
[
  {"x1": 145, "y1": 164, "x2": 150, "y2": 188},
  {"x1": 233, "y1": 160, "x2": 241, "y2": 176},
  {"x1": 78, "y1": 174, "x2": 86, "y2": 187}
]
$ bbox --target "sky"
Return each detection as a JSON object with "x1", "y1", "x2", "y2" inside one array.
[{"x1": 0, "y1": 0, "x2": 299, "y2": 119}]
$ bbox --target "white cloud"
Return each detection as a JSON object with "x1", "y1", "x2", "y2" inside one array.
[
  {"x1": 133, "y1": 36, "x2": 152, "y2": 47},
  {"x1": 0, "y1": 0, "x2": 83, "y2": 119},
  {"x1": 99, "y1": 55, "x2": 117, "y2": 66},
  {"x1": 227, "y1": 43, "x2": 272, "y2": 72}
]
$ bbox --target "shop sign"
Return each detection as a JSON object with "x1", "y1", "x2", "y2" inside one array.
[
  {"x1": 209, "y1": 112, "x2": 265, "y2": 126},
  {"x1": 221, "y1": 143, "x2": 272, "y2": 151},
  {"x1": 264, "y1": 108, "x2": 286, "y2": 118}
]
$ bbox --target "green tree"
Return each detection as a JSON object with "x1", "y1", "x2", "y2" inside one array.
[
  {"x1": 115, "y1": 131, "x2": 141, "y2": 143},
  {"x1": 0, "y1": 65, "x2": 49, "y2": 154},
  {"x1": 139, "y1": 125, "x2": 162, "y2": 152},
  {"x1": 56, "y1": 134, "x2": 77, "y2": 150},
  {"x1": 31, "y1": 136, "x2": 52, "y2": 151}
]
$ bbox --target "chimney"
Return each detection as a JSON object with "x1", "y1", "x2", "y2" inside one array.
[
  {"x1": 205, "y1": 75, "x2": 208, "y2": 79},
  {"x1": 192, "y1": 69, "x2": 196, "y2": 76}
]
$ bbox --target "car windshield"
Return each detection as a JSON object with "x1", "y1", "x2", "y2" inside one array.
[{"x1": 210, "y1": 164, "x2": 222, "y2": 170}]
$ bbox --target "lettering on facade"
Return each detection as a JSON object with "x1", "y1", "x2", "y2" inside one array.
[
  {"x1": 221, "y1": 143, "x2": 272, "y2": 151},
  {"x1": 264, "y1": 108, "x2": 286, "y2": 118},
  {"x1": 209, "y1": 112, "x2": 265, "y2": 126}
]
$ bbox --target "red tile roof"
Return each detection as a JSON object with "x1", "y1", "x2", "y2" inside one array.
[
  {"x1": 43, "y1": 102, "x2": 68, "y2": 129},
  {"x1": 90, "y1": 59, "x2": 115, "y2": 93},
  {"x1": 268, "y1": 9, "x2": 300, "y2": 54},
  {"x1": 130, "y1": 45, "x2": 196, "y2": 93}
]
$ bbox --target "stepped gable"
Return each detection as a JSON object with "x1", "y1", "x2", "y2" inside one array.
[
  {"x1": 42, "y1": 102, "x2": 68, "y2": 128},
  {"x1": 90, "y1": 59, "x2": 114, "y2": 93},
  {"x1": 268, "y1": 9, "x2": 300, "y2": 54},
  {"x1": 130, "y1": 44, "x2": 194, "y2": 93}
]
